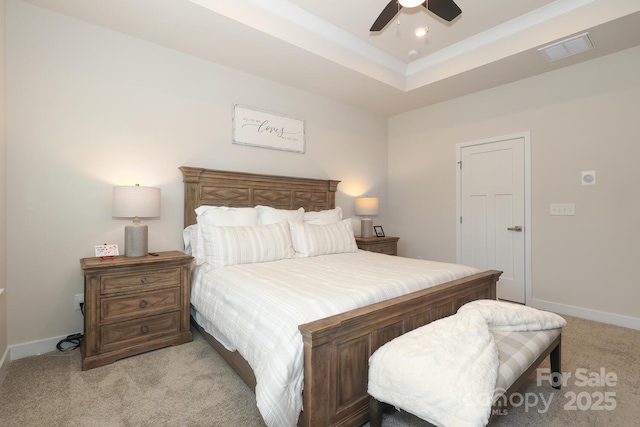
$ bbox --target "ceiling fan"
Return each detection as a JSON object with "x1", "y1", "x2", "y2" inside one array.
[{"x1": 370, "y1": 0, "x2": 462, "y2": 32}]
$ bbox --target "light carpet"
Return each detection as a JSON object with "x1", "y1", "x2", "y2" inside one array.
[{"x1": 0, "y1": 315, "x2": 638, "y2": 426}]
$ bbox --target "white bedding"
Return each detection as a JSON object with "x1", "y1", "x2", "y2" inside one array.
[{"x1": 190, "y1": 250, "x2": 480, "y2": 427}]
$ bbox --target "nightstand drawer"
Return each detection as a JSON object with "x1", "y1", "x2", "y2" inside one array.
[
  {"x1": 100, "y1": 311, "x2": 180, "y2": 350},
  {"x1": 355, "y1": 236, "x2": 399, "y2": 256},
  {"x1": 367, "y1": 243, "x2": 396, "y2": 255},
  {"x1": 100, "y1": 267, "x2": 181, "y2": 295},
  {"x1": 100, "y1": 288, "x2": 180, "y2": 323}
]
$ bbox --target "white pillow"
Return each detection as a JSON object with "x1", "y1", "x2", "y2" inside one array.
[
  {"x1": 289, "y1": 218, "x2": 358, "y2": 257},
  {"x1": 183, "y1": 224, "x2": 198, "y2": 255},
  {"x1": 195, "y1": 206, "x2": 258, "y2": 226},
  {"x1": 303, "y1": 206, "x2": 343, "y2": 225},
  {"x1": 256, "y1": 205, "x2": 304, "y2": 225},
  {"x1": 200, "y1": 221, "x2": 295, "y2": 268}
]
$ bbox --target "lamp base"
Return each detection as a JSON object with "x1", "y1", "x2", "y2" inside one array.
[
  {"x1": 124, "y1": 223, "x2": 148, "y2": 257},
  {"x1": 361, "y1": 218, "x2": 373, "y2": 238}
]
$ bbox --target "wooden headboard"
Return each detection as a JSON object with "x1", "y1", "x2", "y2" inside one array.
[{"x1": 180, "y1": 166, "x2": 340, "y2": 228}]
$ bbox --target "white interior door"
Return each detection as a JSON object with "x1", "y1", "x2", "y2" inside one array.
[{"x1": 458, "y1": 135, "x2": 528, "y2": 303}]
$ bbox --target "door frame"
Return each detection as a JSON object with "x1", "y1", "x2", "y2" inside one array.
[{"x1": 455, "y1": 131, "x2": 532, "y2": 304}]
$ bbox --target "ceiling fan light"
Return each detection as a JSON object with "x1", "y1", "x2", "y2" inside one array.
[
  {"x1": 399, "y1": 0, "x2": 424, "y2": 8},
  {"x1": 415, "y1": 27, "x2": 428, "y2": 37}
]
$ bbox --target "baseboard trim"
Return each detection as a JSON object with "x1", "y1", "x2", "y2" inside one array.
[
  {"x1": 0, "y1": 346, "x2": 10, "y2": 387},
  {"x1": 530, "y1": 298, "x2": 640, "y2": 331},
  {"x1": 9, "y1": 332, "x2": 81, "y2": 361}
]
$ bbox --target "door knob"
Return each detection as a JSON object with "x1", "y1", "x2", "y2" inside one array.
[{"x1": 507, "y1": 226, "x2": 523, "y2": 232}]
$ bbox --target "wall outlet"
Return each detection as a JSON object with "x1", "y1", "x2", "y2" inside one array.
[{"x1": 74, "y1": 294, "x2": 84, "y2": 310}]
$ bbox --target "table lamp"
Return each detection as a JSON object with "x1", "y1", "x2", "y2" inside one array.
[
  {"x1": 112, "y1": 184, "x2": 161, "y2": 257},
  {"x1": 355, "y1": 197, "x2": 379, "y2": 238}
]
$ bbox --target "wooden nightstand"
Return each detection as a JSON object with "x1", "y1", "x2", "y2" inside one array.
[
  {"x1": 79, "y1": 251, "x2": 193, "y2": 370},
  {"x1": 355, "y1": 236, "x2": 399, "y2": 256}
]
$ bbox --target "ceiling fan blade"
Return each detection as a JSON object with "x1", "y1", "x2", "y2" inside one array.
[
  {"x1": 370, "y1": 0, "x2": 402, "y2": 32},
  {"x1": 426, "y1": 0, "x2": 461, "y2": 22}
]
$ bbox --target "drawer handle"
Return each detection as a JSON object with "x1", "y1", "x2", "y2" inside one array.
[
  {"x1": 139, "y1": 300, "x2": 148, "y2": 309},
  {"x1": 140, "y1": 277, "x2": 148, "y2": 284},
  {"x1": 141, "y1": 325, "x2": 149, "y2": 334}
]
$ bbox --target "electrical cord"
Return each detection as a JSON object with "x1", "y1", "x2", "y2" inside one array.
[
  {"x1": 56, "y1": 333, "x2": 83, "y2": 351},
  {"x1": 56, "y1": 302, "x2": 84, "y2": 352}
]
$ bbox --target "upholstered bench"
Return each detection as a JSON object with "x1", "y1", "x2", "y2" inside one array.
[{"x1": 368, "y1": 300, "x2": 565, "y2": 427}]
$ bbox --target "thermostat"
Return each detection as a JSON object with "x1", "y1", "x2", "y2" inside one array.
[{"x1": 581, "y1": 171, "x2": 596, "y2": 185}]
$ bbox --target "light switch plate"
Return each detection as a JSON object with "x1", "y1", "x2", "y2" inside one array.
[{"x1": 550, "y1": 203, "x2": 575, "y2": 216}]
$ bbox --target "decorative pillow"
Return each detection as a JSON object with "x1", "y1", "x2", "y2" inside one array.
[
  {"x1": 303, "y1": 206, "x2": 343, "y2": 225},
  {"x1": 200, "y1": 221, "x2": 295, "y2": 268},
  {"x1": 256, "y1": 205, "x2": 304, "y2": 225},
  {"x1": 191, "y1": 206, "x2": 259, "y2": 264},
  {"x1": 195, "y1": 205, "x2": 258, "y2": 226},
  {"x1": 289, "y1": 218, "x2": 358, "y2": 257}
]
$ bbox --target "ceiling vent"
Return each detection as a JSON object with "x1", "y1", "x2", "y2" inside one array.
[{"x1": 538, "y1": 32, "x2": 594, "y2": 62}]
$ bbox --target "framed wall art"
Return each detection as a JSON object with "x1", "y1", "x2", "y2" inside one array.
[{"x1": 232, "y1": 104, "x2": 305, "y2": 153}]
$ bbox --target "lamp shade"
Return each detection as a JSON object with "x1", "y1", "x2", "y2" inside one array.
[
  {"x1": 112, "y1": 185, "x2": 161, "y2": 218},
  {"x1": 355, "y1": 197, "x2": 379, "y2": 216}
]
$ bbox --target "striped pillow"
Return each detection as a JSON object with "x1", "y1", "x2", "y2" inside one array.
[
  {"x1": 200, "y1": 221, "x2": 294, "y2": 268},
  {"x1": 289, "y1": 218, "x2": 358, "y2": 257}
]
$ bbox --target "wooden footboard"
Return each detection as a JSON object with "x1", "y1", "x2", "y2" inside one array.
[{"x1": 298, "y1": 269, "x2": 501, "y2": 427}]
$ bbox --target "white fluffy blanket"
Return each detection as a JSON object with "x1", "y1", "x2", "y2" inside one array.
[{"x1": 368, "y1": 300, "x2": 566, "y2": 427}]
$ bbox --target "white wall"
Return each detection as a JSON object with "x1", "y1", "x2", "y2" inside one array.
[
  {"x1": 5, "y1": 0, "x2": 388, "y2": 353},
  {"x1": 0, "y1": 0, "x2": 9, "y2": 379},
  {"x1": 388, "y1": 45, "x2": 640, "y2": 328}
]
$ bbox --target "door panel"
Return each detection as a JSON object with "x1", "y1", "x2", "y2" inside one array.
[
  {"x1": 460, "y1": 138, "x2": 525, "y2": 303},
  {"x1": 495, "y1": 194, "x2": 515, "y2": 280},
  {"x1": 469, "y1": 195, "x2": 488, "y2": 270}
]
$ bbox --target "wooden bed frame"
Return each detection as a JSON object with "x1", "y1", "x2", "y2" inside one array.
[{"x1": 180, "y1": 166, "x2": 501, "y2": 427}]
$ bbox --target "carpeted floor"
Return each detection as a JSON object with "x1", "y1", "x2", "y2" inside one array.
[{"x1": 0, "y1": 315, "x2": 638, "y2": 426}]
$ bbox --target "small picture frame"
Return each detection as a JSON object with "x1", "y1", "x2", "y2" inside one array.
[
  {"x1": 95, "y1": 244, "x2": 119, "y2": 258},
  {"x1": 374, "y1": 226, "x2": 385, "y2": 237}
]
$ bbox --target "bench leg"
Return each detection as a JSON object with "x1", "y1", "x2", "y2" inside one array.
[
  {"x1": 369, "y1": 396, "x2": 384, "y2": 427},
  {"x1": 550, "y1": 339, "x2": 562, "y2": 390}
]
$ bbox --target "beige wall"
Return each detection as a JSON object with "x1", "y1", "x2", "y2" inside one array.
[
  {"x1": 0, "y1": 0, "x2": 8, "y2": 374},
  {"x1": 6, "y1": 0, "x2": 639, "y2": 357},
  {"x1": 388, "y1": 45, "x2": 640, "y2": 327},
  {"x1": 5, "y1": 0, "x2": 388, "y2": 352}
]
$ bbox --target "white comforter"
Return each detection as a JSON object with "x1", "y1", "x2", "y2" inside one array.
[
  {"x1": 368, "y1": 300, "x2": 567, "y2": 427},
  {"x1": 190, "y1": 251, "x2": 480, "y2": 427}
]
